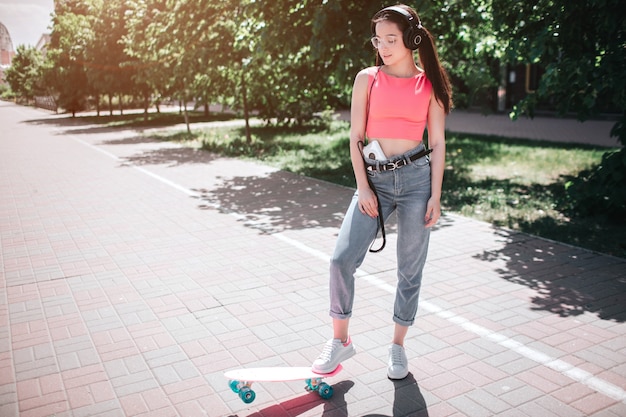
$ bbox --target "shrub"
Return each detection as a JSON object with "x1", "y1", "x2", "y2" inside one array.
[{"x1": 564, "y1": 148, "x2": 626, "y2": 221}]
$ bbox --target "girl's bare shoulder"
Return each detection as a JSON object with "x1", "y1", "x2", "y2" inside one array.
[
  {"x1": 354, "y1": 66, "x2": 379, "y2": 85},
  {"x1": 363, "y1": 66, "x2": 381, "y2": 76}
]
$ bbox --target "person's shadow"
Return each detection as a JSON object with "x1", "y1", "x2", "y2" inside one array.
[
  {"x1": 364, "y1": 373, "x2": 429, "y2": 417},
  {"x1": 391, "y1": 373, "x2": 429, "y2": 416}
]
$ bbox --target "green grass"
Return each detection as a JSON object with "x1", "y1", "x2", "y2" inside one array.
[
  {"x1": 193, "y1": 122, "x2": 358, "y2": 187},
  {"x1": 441, "y1": 135, "x2": 624, "y2": 257},
  {"x1": 161, "y1": 120, "x2": 624, "y2": 259}
]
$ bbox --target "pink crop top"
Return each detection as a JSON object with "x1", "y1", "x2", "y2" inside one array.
[{"x1": 365, "y1": 67, "x2": 432, "y2": 141}]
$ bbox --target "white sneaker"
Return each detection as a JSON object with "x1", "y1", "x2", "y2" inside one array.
[
  {"x1": 387, "y1": 344, "x2": 409, "y2": 380},
  {"x1": 312, "y1": 337, "x2": 356, "y2": 374}
]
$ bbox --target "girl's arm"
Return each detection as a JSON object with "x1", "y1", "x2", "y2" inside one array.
[
  {"x1": 349, "y1": 68, "x2": 379, "y2": 218},
  {"x1": 424, "y1": 93, "x2": 447, "y2": 227}
]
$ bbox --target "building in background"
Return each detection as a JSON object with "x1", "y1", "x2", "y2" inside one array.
[
  {"x1": 0, "y1": 22, "x2": 15, "y2": 85},
  {"x1": 35, "y1": 33, "x2": 51, "y2": 58}
]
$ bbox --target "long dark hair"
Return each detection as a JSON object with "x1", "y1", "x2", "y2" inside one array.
[{"x1": 371, "y1": 4, "x2": 453, "y2": 114}]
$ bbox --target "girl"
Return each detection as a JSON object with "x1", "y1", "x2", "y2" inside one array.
[{"x1": 312, "y1": 4, "x2": 452, "y2": 380}]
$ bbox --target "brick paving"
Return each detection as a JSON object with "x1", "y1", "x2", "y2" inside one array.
[{"x1": 1, "y1": 100, "x2": 625, "y2": 417}]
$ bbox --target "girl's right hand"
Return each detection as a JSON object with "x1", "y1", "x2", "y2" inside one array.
[{"x1": 358, "y1": 187, "x2": 379, "y2": 218}]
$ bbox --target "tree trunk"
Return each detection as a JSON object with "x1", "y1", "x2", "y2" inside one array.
[
  {"x1": 241, "y1": 70, "x2": 251, "y2": 144},
  {"x1": 183, "y1": 97, "x2": 190, "y2": 134},
  {"x1": 143, "y1": 94, "x2": 149, "y2": 122}
]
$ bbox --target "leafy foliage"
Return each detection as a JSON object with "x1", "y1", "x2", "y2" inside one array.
[
  {"x1": 492, "y1": 0, "x2": 626, "y2": 218},
  {"x1": 43, "y1": 1, "x2": 93, "y2": 116},
  {"x1": 493, "y1": 0, "x2": 625, "y2": 134},
  {"x1": 3, "y1": 45, "x2": 44, "y2": 100},
  {"x1": 84, "y1": 0, "x2": 133, "y2": 114},
  {"x1": 563, "y1": 149, "x2": 626, "y2": 220},
  {"x1": 10, "y1": 0, "x2": 623, "y2": 123},
  {"x1": 427, "y1": 0, "x2": 502, "y2": 109}
]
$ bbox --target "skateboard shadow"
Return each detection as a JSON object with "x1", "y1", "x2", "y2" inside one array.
[
  {"x1": 230, "y1": 380, "x2": 354, "y2": 417},
  {"x1": 226, "y1": 373, "x2": 428, "y2": 417}
]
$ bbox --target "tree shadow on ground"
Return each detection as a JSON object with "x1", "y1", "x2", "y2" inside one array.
[
  {"x1": 203, "y1": 166, "x2": 626, "y2": 322},
  {"x1": 22, "y1": 110, "x2": 235, "y2": 126},
  {"x1": 476, "y1": 228, "x2": 626, "y2": 322},
  {"x1": 22, "y1": 111, "x2": 238, "y2": 136},
  {"x1": 99, "y1": 135, "x2": 164, "y2": 146},
  {"x1": 69, "y1": 119, "x2": 624, "y2": 323},
  {"x1": 443, "y1": 170, "x2": 626, "y2": 258},
  {"x1": 118, "y1": 143, "x2": 220, "y2": 167},
  {"x1": 23, "y1": 115, "x2": 172, "y2": 136},
  {"x1": 193, "y1": 170, "x2": 354, "y2": 234},
  {"x1": 192, "y1": 170, "x2": 454, "y2": 235}
]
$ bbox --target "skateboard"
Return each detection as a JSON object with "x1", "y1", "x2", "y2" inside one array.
[{"x1": 224, "y1": 364, "x2": 343, "y2": 404}]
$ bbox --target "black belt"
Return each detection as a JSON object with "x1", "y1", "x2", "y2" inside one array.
[{"x1": 366, "y1": 148, "x2": 432, "y2": 172}]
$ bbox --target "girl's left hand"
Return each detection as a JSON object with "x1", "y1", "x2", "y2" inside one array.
[{"x1": 424, "y1": 197, "x2": 441, "y2": 228}]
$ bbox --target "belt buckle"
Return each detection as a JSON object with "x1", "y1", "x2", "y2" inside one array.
[{"x1": 385, "y1": 160, "x2": 402, "y2": 171}]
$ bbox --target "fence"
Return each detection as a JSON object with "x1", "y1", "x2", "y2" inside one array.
[{"x1": 34, "y1": 96, "x2": 57, "y2": 112}]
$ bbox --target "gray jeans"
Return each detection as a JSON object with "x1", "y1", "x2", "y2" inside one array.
[{"x1": 329, "y1": 144, "x2": 432, "y2": 326}]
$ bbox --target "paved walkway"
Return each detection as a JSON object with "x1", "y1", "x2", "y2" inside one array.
[
  {"x1": 1, "y1": 101, "x2": 625, "y2": 417},
  {"x1": 446, "y1": 111, "x2": 620, "y2": 148}
]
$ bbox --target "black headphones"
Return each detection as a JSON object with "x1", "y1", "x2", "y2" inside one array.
[{"x1": 375, "y1": 6, "x2": 423, "y2": 50}]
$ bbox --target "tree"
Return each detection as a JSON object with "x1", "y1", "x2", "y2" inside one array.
[
  {"x1": 122, "y1": 0, "x2": 171, "y2": 118},
  {"x1": 426, "y1": 0, "x2": 502, "y2": 110},
  {"x1": 244, "y1": 0, "x2": 502, "y2": 120},
  {"x1": 493, "y1": 0, "x2": 626, "y2": 218},
  {"x1": 4, "y1": 45, "x2": 44, "y2": 101},
  {"x1": 43, "y1": 0, "x2": 93, "y2": 116},
  {"x1": 84, "y1": 0, "x2": 134, "y2": 116},
  {"x1": 124, "y1": 0, "x2": 237, "y2": 131},
  {"x1": 494, "y1": 0, "x2": 625, "y2": 129},
  {"x1": 245, "y1": 1, "x2": 377, "y2": 124}
]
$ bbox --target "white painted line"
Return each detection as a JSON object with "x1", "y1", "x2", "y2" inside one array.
[
  {"x1": 273, "y1": 234, "x2": 626, "y2": 404},
  {"x1": 72, "y1": 136, "x2": 201, "y2": 198},
  {"x1": 132, "y1": 165, "x2": 200, "y2": 197},
  {"x1": 72, "y1": 136, "x2": 121, "y2": 160},
  {"x1": 72, "y1": 135, "x2": 626, "y2": 404}
]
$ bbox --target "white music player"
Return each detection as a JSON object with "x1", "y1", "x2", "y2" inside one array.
[{"x1": 363, "y1": 141, "x2": 387, "y2": 160}]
